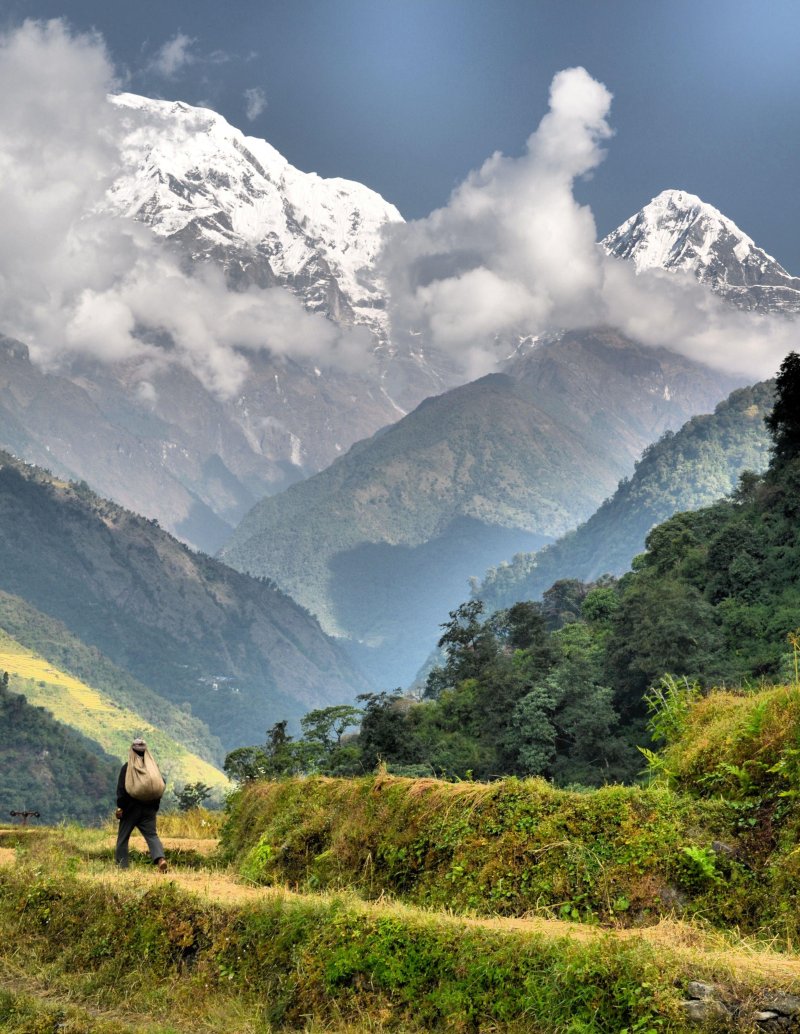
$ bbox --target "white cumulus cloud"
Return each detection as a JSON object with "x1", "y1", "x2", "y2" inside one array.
[
  {"x1": 0, "y1": 19, "x2": 373, "y2": 399},
  {"x1": 382, "y1": 66, "x2": 794, "y2": 382}
]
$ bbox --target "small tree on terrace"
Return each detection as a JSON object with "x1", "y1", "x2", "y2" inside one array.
[{"x1": 176, "y1": 781, "x2": 213, "y2": 811}]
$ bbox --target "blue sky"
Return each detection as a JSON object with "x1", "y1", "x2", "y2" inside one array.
[{"x1": 6, "y1": 0, "x2": 800, "y2": 271}]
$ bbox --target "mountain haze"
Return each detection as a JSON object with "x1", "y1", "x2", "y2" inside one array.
[
  {"x1": 0, "y1": 453, "x2": 366, "y2": 747},
  {"x1": 477, "y1": 379, "x2": 774, "y2": 613},
  {"x1": 0, "y1": 93, "x2": 457, "y2": 552},
  {"x1": 223, "y1": 330, "x2": 742, "y2": 684}
]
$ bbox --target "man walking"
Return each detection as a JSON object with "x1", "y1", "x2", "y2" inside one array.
[{"x1": 115, "y1": 738, "x2": 168, "y2": 872}]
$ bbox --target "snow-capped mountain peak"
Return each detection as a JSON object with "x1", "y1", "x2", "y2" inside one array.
[
  {"x1": 602, "y1": 188, "x2": 800, "y2": 315},
  {"x1": 105, "y1": 92, "x2": 404, "y2": 337}
]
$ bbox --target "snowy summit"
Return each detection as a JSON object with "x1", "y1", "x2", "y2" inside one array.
[
  {"x1": 105, "y1": 93, "x2": 404, "y2": 339},
  {"x1": 603, "y1": 189, "x2": 800, "y2": 316}
]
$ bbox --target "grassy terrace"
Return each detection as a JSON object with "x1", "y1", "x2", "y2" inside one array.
[{"x1": 0, "y1": 788, "x2": 799, "y2": 1032}]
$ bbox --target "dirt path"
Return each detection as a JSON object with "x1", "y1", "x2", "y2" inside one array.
[
  {"x1": 85, "y1": 860, "x2": 800, "y2": 987},
  {"x1": 103, "y1": 834, "x2": 219, "y2": 856},
  {"x1": 3, "y1": 838, "x2": 800, "y2": 989}
]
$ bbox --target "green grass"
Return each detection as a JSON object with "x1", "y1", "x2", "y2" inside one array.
[
  {"x1": 3, "y1": 822, "x2": 800, "y2": 1031},
  {"x1": 220, "y1": 773, "x2": 731, "y2": 926},
  {"x1": 0, "y1": 629, "x2": 228, "y2": 791},
  {"x1": 218, "y1": 684, "x2": 800, "y2": 944},
  {"x1": 0, "y1": 861, "x2": 694, "y2": 1032}
]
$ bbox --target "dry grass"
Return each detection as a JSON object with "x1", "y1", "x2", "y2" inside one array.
[
  {"x1": 0, "y1": 630, "x2": 227, "y2": 789},
  {"x1": 101, "y1": 834, "x2": 219, "y2": 856},
  {"x1": 58, "y1": 846, "x2": 800, "y2": 992}
]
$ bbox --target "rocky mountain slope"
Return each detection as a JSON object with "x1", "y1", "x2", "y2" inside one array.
[
  {"x1": 0, "y1": 452, "x2": 366, "y2": 748},
  {"x1": 222, "y1": 329, "x2": 742, "y2": 684},
  {"x1": 476, "y1": 379, "x2": 774, "y2": 613},
  {"x1": 108, "y1": 93, "x2": 403, "y2": 341},
  {"x1": 0, "y1": 93, "x2": 464, "y2": 553},
  {"x1": 603, "y1": 189, "x2": 800, "y2": 315}
]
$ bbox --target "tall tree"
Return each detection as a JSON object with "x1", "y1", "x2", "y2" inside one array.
[{"x1": 765, "y1": 351, "x2": 800, "y2": 463}]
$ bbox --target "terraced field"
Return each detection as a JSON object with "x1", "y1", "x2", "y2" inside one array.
[{"x1": 2, "y1": 821, "x2": 800, "y2": 1032}]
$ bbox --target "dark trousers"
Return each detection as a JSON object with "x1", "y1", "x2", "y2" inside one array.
[{"x1": 115, "y1": 805, "x2": 165, "y2": 868}]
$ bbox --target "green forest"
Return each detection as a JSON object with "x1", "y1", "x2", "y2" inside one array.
[
  {"x1": 0, "y1": 672, "x2": 118, "y2": 824},
  {"x1": 478, "y1": 379, "x2": 774, "y2": 614},
  {"x1": 225, "y1": 353, "x2": 800, "y2": 791}
]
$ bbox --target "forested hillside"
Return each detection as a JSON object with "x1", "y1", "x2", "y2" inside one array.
[
  {"x1": 0, "y1": 675, "x2": 117, "y2": 824},
  {"x1": 0, "y1": 629, "x2": 227, "y2": 792},
  {"x1": 232, "y1": 355, "x2": 800, "y2": 789},
  {"x1": 0, "y1": 453, "x2": 366, "y2": 748},
  {"x1": 478, "y1": 380, "x2": 774, "y2": 613},
  {"x1": 223, "y1": 330, "x2": 741, "y2": 685},
  {"x1": 0, "y1": 590, "x2": 222, "y2": 764}
]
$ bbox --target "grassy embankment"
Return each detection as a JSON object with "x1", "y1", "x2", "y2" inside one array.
[
  {"x1": 3, "y1": 821, "x2": 800, "y2": 1033},
  {"x1": 221, "y1": 683, "x2": 800, "y2": 941},
  {"x1": 3, "y1": 683, "x2": 800, "y2": 1031},
  {"x1": 0, "y1": 630, "x2": 227, "y2": 791}
]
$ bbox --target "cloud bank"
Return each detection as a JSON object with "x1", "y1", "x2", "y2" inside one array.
[
  {"x1": 0, "y1": 25, "x2": 792, "y2": 402},
  {"x1": 0, "y1": 20, "x2": 370, "y2": 398},
  {"x1": 382, "y1": 66, "x2": 795, "y2": 381}
]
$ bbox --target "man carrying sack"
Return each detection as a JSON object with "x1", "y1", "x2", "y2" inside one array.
[{"x1": 115, "y1": 738, "x2": 168, "y2": 872}]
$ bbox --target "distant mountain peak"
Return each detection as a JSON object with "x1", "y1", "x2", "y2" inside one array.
[
  {"x1": 603, "y1": 188, "x2": 800, "y2": 315},
  {"x1": 106, "y1": 92, "x2": 404, "y2": 339}
]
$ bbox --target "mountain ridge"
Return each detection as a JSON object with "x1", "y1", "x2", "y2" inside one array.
[
  {"x1": 222, "y1": 329, "x2": 743, "y2": 684},
  {"x1": 476, "y1": 379, "x2": 775, "y2": 614},
  {"x1": 0, "y1": 451, "x2": 367, "y2": 748},
  {"x1": 602, "y1": 188, "x2": 800, "y2": 315}
]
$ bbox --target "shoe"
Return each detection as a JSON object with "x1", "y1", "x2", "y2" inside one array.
[{"x1": 156, "y1": 858, "x2": 168, "y2": 873}]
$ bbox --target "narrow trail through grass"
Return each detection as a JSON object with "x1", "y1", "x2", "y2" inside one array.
[
  {"x1": 9, "y1": 829, "x2": 796, "y2": 989},
  {"x1": 4, "y1": 826, "x2": 800, "y2": 1033}
]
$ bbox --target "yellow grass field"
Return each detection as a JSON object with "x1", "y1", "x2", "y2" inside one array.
[{"x1": 0, "y1": 631, "x2": 228, "y2": 791}]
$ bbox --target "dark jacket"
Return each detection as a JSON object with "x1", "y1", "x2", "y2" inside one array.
[{"x1": 116, "y1": 763, "x2": 161, "y2": 812}]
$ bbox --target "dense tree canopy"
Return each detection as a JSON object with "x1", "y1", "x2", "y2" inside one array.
[{"x1": 765, "y1": 351, "x2": 800, "y2": 463}]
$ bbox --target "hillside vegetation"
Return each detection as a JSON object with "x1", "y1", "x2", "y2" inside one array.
[
  {"x1": 221, "y1": 675, "x2": 800, "y2": 943},
  {"x1": 222, "y1": 773, "x2": 725, "y2": 923},
  {"x1": 0, "y1": 678, "x2": 118, "y2": 823},
  {"x1": 0, "y1": 451, "x2": 366, "y2": 748},
  {"x1": 0, "y1": 630, "x2": 227, "y2": 792},
  {"x1": 223, "y1": 330, "x2": 739, "y2": 684},
  {"x1": 4, "y1": 821, "x2": 800, "y2": 1032},
  {"x1": 280, "y1": 358, "x2": 795, "y2": 788},
  {"x1": 479, "y1": 379, "x2": 774, "y2": 613},
  {"x1": 0, "y1": 589, "x2": 222, "y2": 764}
]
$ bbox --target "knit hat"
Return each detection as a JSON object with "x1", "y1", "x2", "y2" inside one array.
[{"x1": 131, "y1": 738, "x2": 147, "y2": 753}]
